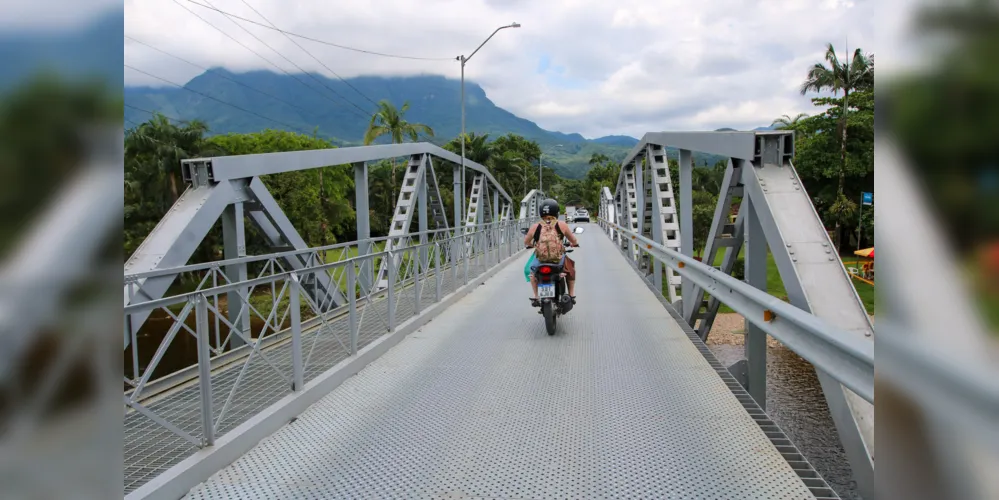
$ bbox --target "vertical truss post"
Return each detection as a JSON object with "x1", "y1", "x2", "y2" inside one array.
[
  {"x1": 194, "y1": 294, "x2": 214, "y2": 447},
  {"x1": 643, "y1": 146, "x2": 662, "y2": 291},
  {"x1": 434, "y1": 243, "x2": 442, "y2": 302},
  {"x1": 289, "y1": 273, "x2": 304, "y2": 391},
  {"x1": 743, "y1": 195, "x2": 767, "y2": 408},
  {"x1": 347, "y1": 264, "x2": 358, "y2": 355},
  {"x1": 419, "y1": 163, "x2": 429, "y2": 273},
  {"x1": 678, "y1": 149, "x2": 694, "y2": 317},
  {"x1": 623, "y1": 164, "x2": 640, "y2": 262},
  {"x1": 387, "y1": 251, "x2": 396, "y2": 332},
  {"x1": 414, "y1": 246, "x2": 423, "y2": 315},
  {"x1": 221, "y1": 202, "x2": 248, "y2": 348},
  {"x1": 375, "y1": 154, "x2": 428, "y2": 289},
  {"x1": 354, "y1": 162, "x2": 372, "y2": 294},
  {"x1": 614, "y1": 187, "x2": 624, "y2": 247},
  {"x1": 451, "y1": 234, "x2": 458, "y2": 289},
  {"x1": 453, "y1": 164, "x2": 462, "y2": 237},
  {"x1": 634, "y1": 158, "x2": 646, "y2": 269},
  {"x1": 493, "y1": 187, "x2": 500, "y2": 224},
  {"x1": 643, "y1": 144, "x2": 682, "y2": 302},
  {"x1": 464, "y1": 173, "x2": 485, "y2": 232}
]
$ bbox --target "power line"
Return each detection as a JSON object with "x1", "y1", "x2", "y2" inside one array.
[
  {"x1": 124, "y1": 103, "x2": 190, "y2": 124},
  {"x1": 125, "y1": 35, "x2": 318, "y2": 117},
  {"x1": 183, "y1": 0, "x2": 454, "y2": 61},
  {"x1": 124, "y1": 63, "x2": 318, "y2": 135},
  {"x1": 168, "y1": 0, "x2": 367, "y2": 120},
  {"x1": 231, "y1": 1, "x2": 443, "y2": 146},
  {"x1": 195, "y1": 0, "x2": 372, "y2": 118},
  {"x1": 220, "y1": 0, "x2": 436, "y2": 145},
  {"x1": 237, "y1": 0, "x2": 379, "y2": 109}
]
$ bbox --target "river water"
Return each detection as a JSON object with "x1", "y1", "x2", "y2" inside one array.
[{"x1": 709, "y1": 343, "x2": 860, "y2": 500}]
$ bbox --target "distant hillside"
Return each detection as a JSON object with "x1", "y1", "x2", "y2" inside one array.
[
  {"x1": 592, "y1": 135, "x2": 640, "y2": 147},
  {"x1": 125, "y1": 69, "x2": 759, "y2": 178}
]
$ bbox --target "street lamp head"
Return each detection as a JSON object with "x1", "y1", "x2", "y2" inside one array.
[{"x1": 509, "y1": 22, "x2": 521, "y2": 28}]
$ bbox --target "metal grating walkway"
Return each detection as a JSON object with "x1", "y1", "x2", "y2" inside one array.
[
  {"x1": 125, "y1": 251, "x2": 497, "y2": 494},
  {"x1": 185, "y1": 229, "x2": 817, "y2": 499}
]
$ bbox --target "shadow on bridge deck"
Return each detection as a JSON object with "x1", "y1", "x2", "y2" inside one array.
[{"x1": 183, "y1": 229, "x2": 815, "y2": 499}]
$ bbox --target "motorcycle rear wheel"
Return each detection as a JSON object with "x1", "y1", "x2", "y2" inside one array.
[{"x1": 542, "y1": 301, "x2": 556, "y2": 335}]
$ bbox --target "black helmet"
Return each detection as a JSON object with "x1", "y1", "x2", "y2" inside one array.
[{"x1": 539, "y1": 198, "x2": 559, "y2": 217}]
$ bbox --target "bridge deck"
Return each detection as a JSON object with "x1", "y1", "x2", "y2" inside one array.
[{"x1": 185, "y1": 230, "x2": 815, "y2": 499}]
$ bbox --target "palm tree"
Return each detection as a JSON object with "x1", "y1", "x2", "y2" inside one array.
[
  {"x1": 126, "y1": 113, "x2": 214, "y2": 204},
  {"x1": 445, "y1": 132, "x2": 492, "y2": 164},
  {"x1": 363, "y1": 100, "x2": 435, "y2": 208},
  {"x1": 800, "y1": 42, "x2": 873, "y2": 249},
  {"x1": 771, "y1": 113, "x2": 809, "y2": 130},
  {"x1": 488, "y1": 149, "x2": 530, "y2": 199}
]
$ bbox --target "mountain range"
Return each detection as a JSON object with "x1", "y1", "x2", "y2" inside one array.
[{"x1": 126, "y1": 69, "x2": 765, "y2": 177}]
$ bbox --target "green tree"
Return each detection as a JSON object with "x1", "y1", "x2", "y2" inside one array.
[
  {"x1": 124, "y1": 114, "x2": 223, "y2": 260},
  {"x1": 771, "y1": 113, "x2": 809, "y2": 130},
  {"x1": 792, "y1": 90, "x2": 874, "y2": 249},
  {"x1": 490, "y1": 133, "x2": 542, "y2": 200},
  {"x1": 208, "y1": 130, "x2": 355, "y2": 249},
  {"x1": 800, "y1": 43, "x2": 874, "y2": 249},
  {"x1": 691, "y1": 191, "x2": 718, "y2": 258},
  {"x1": 444, "y1": 132, "x2": 492, "y2": 163},
  {"x1": 363, "y1": 100, "x2": 434, "y2": 208},
  {"x1": 128, "y1": 114, "x2": 214, "y2": 202}
]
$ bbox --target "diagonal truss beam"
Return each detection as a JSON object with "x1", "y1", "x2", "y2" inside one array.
[
  {"x1": 376, "y1": 154, "x2": 429, "y2": 289},
  {"x1": 123, "y1": 177, "x2": 346, "y2": 347},
  {"x1": 642, "y1": 144, "x2": 683, "y2": 303}
]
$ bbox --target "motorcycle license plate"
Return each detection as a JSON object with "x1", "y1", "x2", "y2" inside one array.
[{"x1": 538, "y1": 284, "x2": 555, "y2": 298}]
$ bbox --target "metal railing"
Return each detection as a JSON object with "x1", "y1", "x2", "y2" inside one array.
[
  {"x1": 122, "y1": 218, "x2": 531, "y2": 495},
  {"x1": 596, "y1": 217, "x2": 875, "y2": 403}
]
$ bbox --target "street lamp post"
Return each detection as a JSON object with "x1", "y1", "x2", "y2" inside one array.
[
  {"x1": 539, "y1": 144, "x2": 562, "y2": 194},
  {"x1": 457, "y1": 22, "x2": 520, "y2": 232}
]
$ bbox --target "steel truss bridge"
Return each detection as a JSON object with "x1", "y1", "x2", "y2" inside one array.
[{"x1": 109, "y1": 131, "x2": 998, "y2": 500}]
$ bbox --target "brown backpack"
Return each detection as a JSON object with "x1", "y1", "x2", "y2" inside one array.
[{"x1": 533, "y1": 220, "x2": 565, "y2": 263}]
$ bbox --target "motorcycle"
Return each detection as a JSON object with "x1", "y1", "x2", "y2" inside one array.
[{"x1": 521, "y1": 225, "x2": 585, "y2": 335}]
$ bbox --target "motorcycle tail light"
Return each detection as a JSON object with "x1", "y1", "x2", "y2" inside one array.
[{"x1": 539, "y1": 266, "x2": 552, "y2": 274}]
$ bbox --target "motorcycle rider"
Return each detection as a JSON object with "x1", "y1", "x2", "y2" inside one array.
[{"x1": 524, "y1": 198, "x2": 579, "y2": 306}]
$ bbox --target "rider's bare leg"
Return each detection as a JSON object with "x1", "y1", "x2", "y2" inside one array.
[
  {"x1": 568, "y1": 279, "x2": 575, "y2": 297},
  {"x1": 530, "y1": 275, "x2": 539, "y2": 299}
]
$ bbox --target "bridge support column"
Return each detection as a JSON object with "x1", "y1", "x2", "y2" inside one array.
[
  {"x1": 743, "y1": 195, "x2": 767, "y2": 408},
  {"x1": 419, "y1": 163, "x2": 429, "y2": 272},
  {"x1": 354, "y1": 162, "x2": 372, "y2": 293},
  {"x1": 453, "y1": 165, "x2": 462, "y2": 237},
  {"x1": 221, "y1": 202, "x2": 248, "y2": 348},
  {"x1": 678, "y1": 149, "x2": 694, "y2": 319}
]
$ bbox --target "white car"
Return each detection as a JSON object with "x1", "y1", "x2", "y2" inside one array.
[{"x1": 573, "y1": 209, "x2": 590, "y2": 222}]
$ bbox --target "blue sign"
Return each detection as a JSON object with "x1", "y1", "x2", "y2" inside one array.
[{"x1": 861, "y1": 192, "x2": 873, "y2": 206}]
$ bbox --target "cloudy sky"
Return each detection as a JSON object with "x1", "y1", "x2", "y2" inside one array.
[{"x1": 118, "y1": 0, "x2": 876, "y2": 138}]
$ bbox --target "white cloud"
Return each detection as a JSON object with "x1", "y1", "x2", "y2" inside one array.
[
  {"x1": 124, "y1": 0, "x2": 875, "y2": 138},
  {"x1": 0, "y1": 0, "x2": 119, "y2": 31}
]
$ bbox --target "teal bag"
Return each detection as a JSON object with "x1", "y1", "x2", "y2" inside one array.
[{"x1": 523, "y1": 253, "x2": 536, "y2": 282}]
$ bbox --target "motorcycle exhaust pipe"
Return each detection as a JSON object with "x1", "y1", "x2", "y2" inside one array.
[{"x1": 559, "y1": 293, "x2": 573, "y2": 314}]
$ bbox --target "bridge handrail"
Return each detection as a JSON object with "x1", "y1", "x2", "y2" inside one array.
[
  {"x1": 124, "y1": 219, "x2": 527, "y2": 315},
  {"x1": 123, "y1": 220, "x2": 525, "y2": 282},
  {"x1": 597, "y1": 217, "x2": 874, "y2": 403}
]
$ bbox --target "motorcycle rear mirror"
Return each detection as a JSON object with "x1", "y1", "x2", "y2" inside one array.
[
  {"x1": 520, "y1": 228, "x2": 529, "y2": 235},
  {"x1": 573, "y1": 226, "x2": 585, "y2": 234}
]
